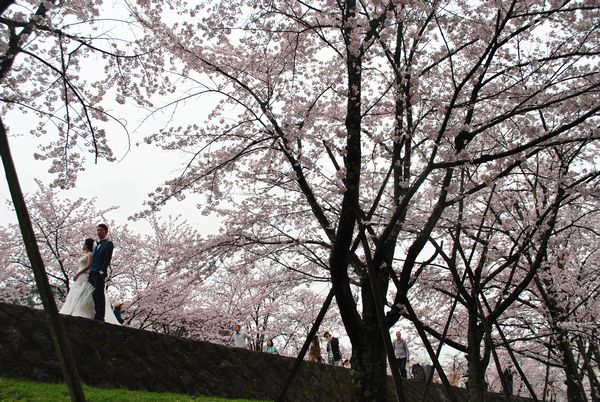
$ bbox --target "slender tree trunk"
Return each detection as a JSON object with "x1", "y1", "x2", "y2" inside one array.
[
  {"x1": 557, "y1": 335, "x2": 587, "y2": 402},
  {"x1": 591, "y1": 342, "x2": 600, "y2": 368},
  {"x1": 276, "y1": 289, "x2": 335, "y2": 402},
  {"x1": 577, "y1": 338, "x2": 600, "y2": 402},
  {"x1": 0, "y1": 118, "x2": 86, "y2": 402}
]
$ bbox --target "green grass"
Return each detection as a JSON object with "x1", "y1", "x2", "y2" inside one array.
[{"x1": 0, "y1": 377, "x2": 269, "y2": 402}]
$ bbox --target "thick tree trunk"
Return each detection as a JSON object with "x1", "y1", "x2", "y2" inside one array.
[
  {"x1": 350, "y1": 323, "x2": 388, "y2": 402},
  {"x1": 466, "y1": 314, "x2": 487, "y2": 402}
]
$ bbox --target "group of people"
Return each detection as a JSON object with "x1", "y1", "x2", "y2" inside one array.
[
  {"x1": 59, "y1": 224, "x2": 124, "y2": 325},
  {"x1": 229, "y1": 324, "x2": 279, "y2": 354},
  {"x1": 228, "y1": 325, "x2": 412, "y2": 376},
  {"x1": 307, "y1": 331, "x2": 344, "y2": 366},
  {"x1": 58, "y1": 225, "x2": 404, "y2": 378},
  {"x1": 229, "y1": 325, "x2": 347, "y2": 367}
]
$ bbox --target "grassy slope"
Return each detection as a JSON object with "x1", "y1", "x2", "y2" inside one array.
[{"x1": 0, "y1": 378, "x2": 270, "y2": 402}]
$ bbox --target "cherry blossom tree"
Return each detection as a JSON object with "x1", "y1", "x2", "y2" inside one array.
[
  {"x1": 491, "y1": 146, "x2": 600, "y2": 402},
  {"x1": 190, "y1": 261, "x2": 341, "y2": 354},
  {"x1": 521, "y1": 147, "x2": 600, "y2": 402},
  {"x1": 0, "y1": 184, "x2": 336, "y2": 360},
  {"x1": 0, "y1": 182, "x2": 122, "y2": 302},
  {"x1": 1, "y1": 0, "x2": 166, "y2": 186},
  {"x1": 107, "y1": 215, "x2": 209, "y2": 334},
  {"x1": 408, "y1": 142, "x2": 600, "y2": 401},
  {"x1": 130, "y1": 0, "x2": 600, "y2": 400},
  {"x1": 1, "y1": 1, "x2": 167, "y2": 399}
]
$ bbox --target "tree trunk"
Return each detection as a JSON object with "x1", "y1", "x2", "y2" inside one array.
[
  {"x1": 577, "y1": 338, "x2": 600, "y2": 402},
  {"x1": 0, "y1": 117, "x2": 86, "y2": 402},
  {"x1": 350, "y1": 322, "x2": 388, "y2": 402},
  {"x1": 557, "y1": 336, "x2": 588, "y2": 402},
  {"x1": 466, "y1": 315, "x2": 487, "y2": 402}
]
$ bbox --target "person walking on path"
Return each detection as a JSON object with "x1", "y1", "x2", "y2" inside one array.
[{"x1": 503, "y1": 364, "x2": 515, "y2": 395}]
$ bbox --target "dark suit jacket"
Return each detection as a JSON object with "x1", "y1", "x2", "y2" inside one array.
[
  {"x1": 89, "y1": 239, "x2": 114, "y2": 275},
  {"x1": 330, "y1": 337, "x2": 342, "y2": 361}
]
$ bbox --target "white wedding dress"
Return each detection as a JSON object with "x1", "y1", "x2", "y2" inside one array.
[{"x1": 59, "y1": 253, "x2": 121, "y2": 325}]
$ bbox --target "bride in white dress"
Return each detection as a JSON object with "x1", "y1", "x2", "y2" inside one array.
[{"x1": 59, "y1": 238, "x2": 121, "y2": 325}]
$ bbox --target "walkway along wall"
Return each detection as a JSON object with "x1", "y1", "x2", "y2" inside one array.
[{"x1": 0, "y1": 302, "x2": 533, "y2": 401}]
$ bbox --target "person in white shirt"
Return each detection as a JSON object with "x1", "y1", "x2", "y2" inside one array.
[
  {"x1": 230, "y1": 324, "x2": 251, "y2": 348},
  {"x1": 392, "y1": 331, "x2": 409, "y2": 378}
]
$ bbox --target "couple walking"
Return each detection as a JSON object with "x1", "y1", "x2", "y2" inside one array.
[{"x1": 59, "y1": 223, "x2": 121, "y2": 325}]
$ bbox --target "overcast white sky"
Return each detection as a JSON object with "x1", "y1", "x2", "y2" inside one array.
[
  {"x1": 0, "y1": 120, "x2": 222, "y2": 235},
  {"x1": 0, "y1": 1, "x2": 224, "y2": 237}
]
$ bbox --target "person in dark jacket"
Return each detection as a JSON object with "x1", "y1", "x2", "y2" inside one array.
[
  {"x1": 112, "y1": 300, "x2": 125, "y2": 324},
  {"x1": 503, "y1": 364, "x2": 515, "y2": 395},
  {"x1": 324, "y1": 331, "x2": 342, "y2": 366},
  {"x1": 88, "y1": 223, "x2": 114, "y2": 322}
]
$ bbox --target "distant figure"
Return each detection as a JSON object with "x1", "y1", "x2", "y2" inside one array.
[
  {"x1": 324, "y1": 331, "x2": 342, "y2": 366},
  {"x1": 230, "y1": 324, "x2": 251, "y2": 348},
  {"x1": 545, "y1": 380, "x2": 557, "y2": 402},
  {"x1": 392, "y1": 331, "x2": 409, "y2": 378},
  {"x1": 458, "y1": 374, "x2": 467, "y2": 388},
  {"x1": 88, "y1": 223, "x2": 114, "y2": 322},
  {"x1": 308, "y1": 336, "x2": 323, "y2": 363},
  {"x1": 503, "y1": 364, "x2": 515, "y2": 395},
  {"x1": 113, "y1": 300, "x2": 125, "y2": 324},
  {"x1": 264, "y1": 338, "x2": 278, "y2": 354}
]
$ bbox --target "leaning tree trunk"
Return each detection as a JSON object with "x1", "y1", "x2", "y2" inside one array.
[
  {"x1": 0, "y1": 117, "x2": 86, "y2": 402},
  {"x1": 578, "y1": 338, "x2": 600, "y2": 402},
  {"x1": 557, "y1": 335, "x2": 588, "y2": 402}
]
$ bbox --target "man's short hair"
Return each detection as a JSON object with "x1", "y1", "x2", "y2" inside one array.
[
  {"x1": 97, "y1": 223, "x2": 109, "y2": 231},
  {"x1": 323, "y1": 331, "x2": 331, "y2": 337}
]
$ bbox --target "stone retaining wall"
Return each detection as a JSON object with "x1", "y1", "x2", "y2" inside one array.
[{"x1": 0, "y1": 302, "x2": 531, "y2": 401}]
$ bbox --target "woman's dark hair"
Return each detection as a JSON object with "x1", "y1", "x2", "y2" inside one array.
[{"x1": 84, "y1": 238, "x2": 95, "y2": 252}]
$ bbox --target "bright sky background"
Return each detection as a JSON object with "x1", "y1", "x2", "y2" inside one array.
[
  {"x1": 0, "y1": 119, "x2": 222, "y2": 235},
  {"x1": 0, "y1": 1, "x2": 222, "y2": 237}
]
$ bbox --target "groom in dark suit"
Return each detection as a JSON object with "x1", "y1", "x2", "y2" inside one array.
[{"x1": 88, "y1": 223, "x2": 114, "y2": 322}]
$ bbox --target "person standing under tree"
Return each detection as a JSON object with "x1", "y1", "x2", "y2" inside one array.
[
  {"x1": 88, "y1": 223, "x2": 114, "y2": 322},
  {"x1": 230, "y1": 324, "x2": 251, "y2": 349},
  {"x1": 308, "y1": 336, "x2": 323, "y2": 363},
  {"x1": 392, "y1": 331, "x2": 410, "y2": 378},
  {"x1": 324, "y1": 331, "x2": 342, "y2": 366},
  {"x1": 264, "y1": 338, "x2": 278, "y2": 354},
  {"x1": 545, "y1": 380, "x2": 557, "y2": 402}
]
